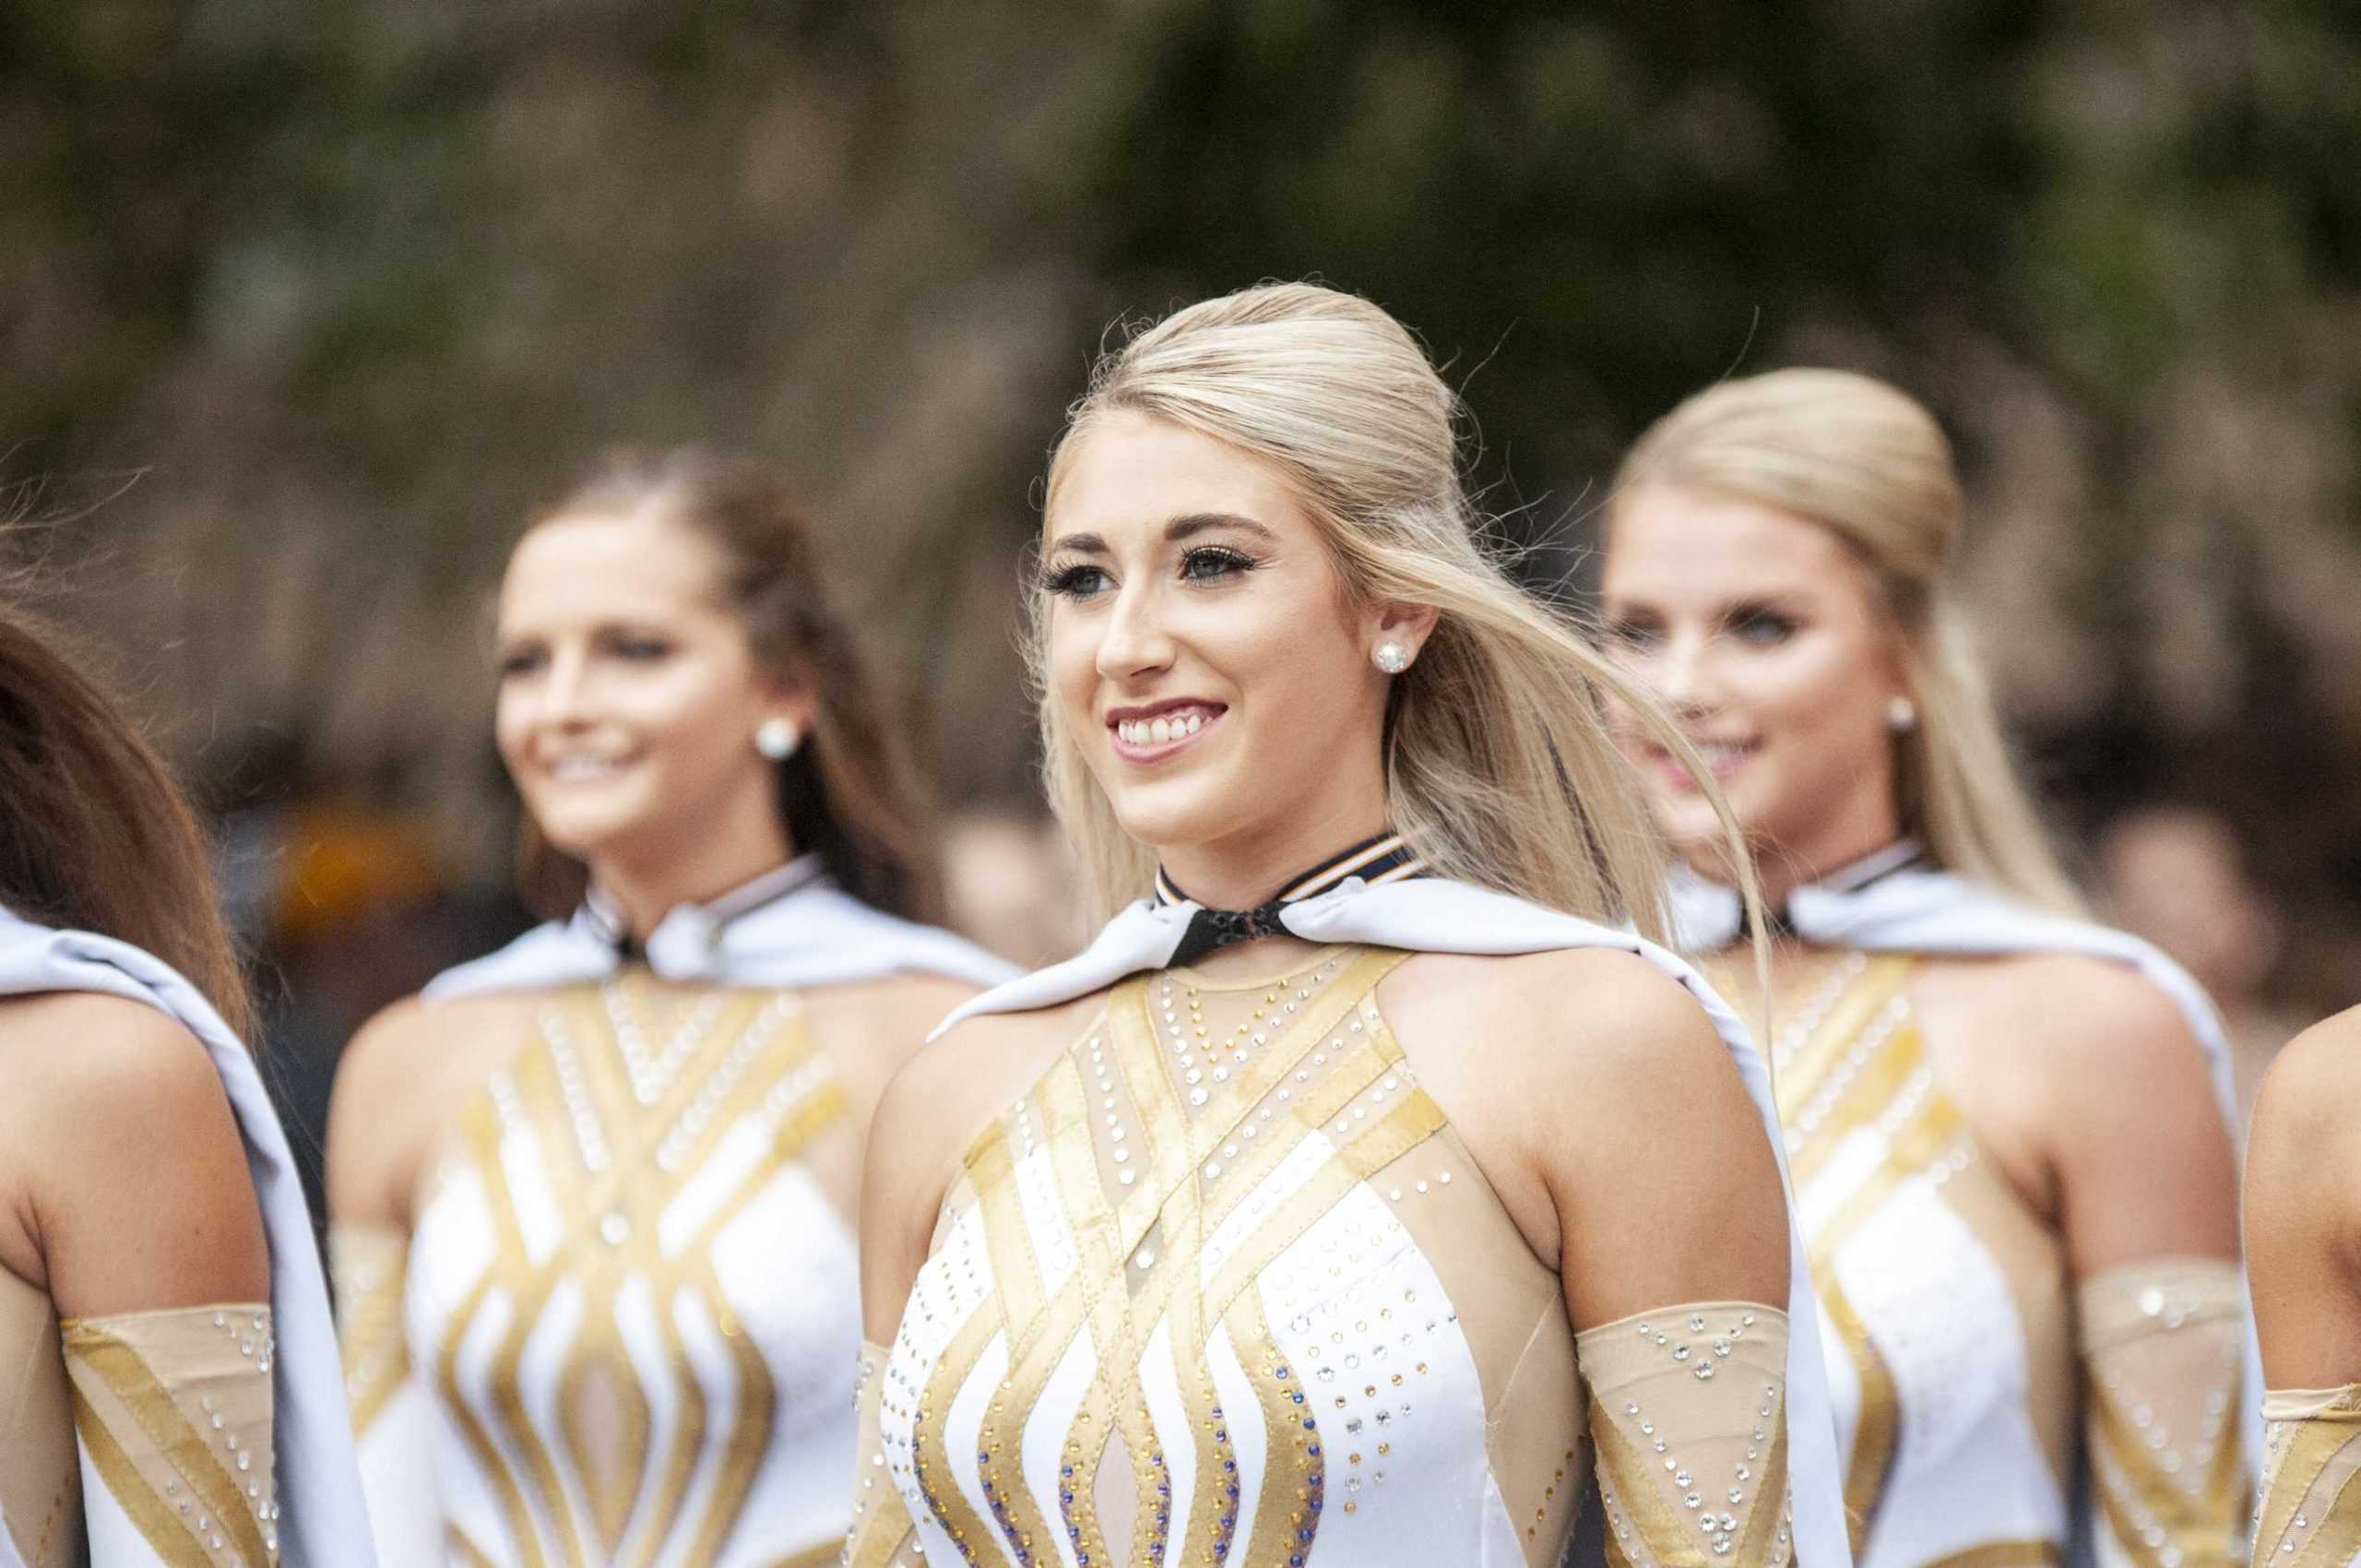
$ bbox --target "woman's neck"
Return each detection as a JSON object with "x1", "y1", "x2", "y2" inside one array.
[
  {"x1": 1156, "y1": 802, "x2": 1394, "y2": 911},
  {"x1": 1689, "y1": 817, "x2": 1908, "y2": 914},
  {"x1": 589, "y1": 828, "x2": 798, "y2": 944}
]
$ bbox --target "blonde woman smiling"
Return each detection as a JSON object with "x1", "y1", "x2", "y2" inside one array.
[
  {"x1": 844, "y1": 284, "x2": 1852, "y2": 1568},
  {"x1": 1601, "y1": 370, "x2": 2249, "y2": 1568}
]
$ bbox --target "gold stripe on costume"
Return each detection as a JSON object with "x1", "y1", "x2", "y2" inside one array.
[
  {"x1": 761, "y1": 1541, "x2": 850, "y2": 1568},
  {"x1": 923, "y1": 946, "x2": 1435, "y2": 1568},
  {"x1": 1922, "y1": 1542, "x2": 2061, "y2": 1568},
  {"x1": 424, "y1": 977, "x2": 846, "y2": 1567},
  {"x1": 63, "y1": 1321, "x2": 274, "y2": 1567},
  {"x1": 2088, "y1": 1386, "x2": 2247, "y2": 1568},
  {"x1": 2257, "y1": 1394, "x2": 2361, "y2": 1563},
  {"x1": 449, "y1": 1526, "x2": 500, "y2": 1568},
  {"x1": 1773, "y1": 956, "x2": 1916, "y2": 1143},
  {"x1": 334, "y1": 1226, "x2": 412, "y2": 1437},
  {"x1": 1589, "y1": 1392, "x2": 1714, "y2": 1567},
  {"x1": 71, "y1": 1384, "x2": 214, "y2": 1568}
]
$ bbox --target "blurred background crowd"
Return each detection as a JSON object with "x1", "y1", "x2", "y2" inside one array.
[{"x1": 5, "y1": 0, "x2": 2358, "y2": 1205}]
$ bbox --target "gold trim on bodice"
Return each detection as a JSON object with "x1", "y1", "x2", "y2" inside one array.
[
  {"x1": 900, "y1": 946, "x2": 1427, "y2": 1568},
  {"x1": 420, "y1": 972, "x2": 849, "y2": 1565},
  {"x1": 859, "y1": 946, "x2": 1801, "y2": 1567}
]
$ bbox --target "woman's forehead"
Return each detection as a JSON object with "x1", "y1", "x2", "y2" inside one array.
[{"x1": 500, "y1": 508, "x2": 732, "y2": 625}]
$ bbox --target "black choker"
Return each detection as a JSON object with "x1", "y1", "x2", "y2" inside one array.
[{"x1": 1157, "y1": 832, "x2": 1427, "y2": 966}]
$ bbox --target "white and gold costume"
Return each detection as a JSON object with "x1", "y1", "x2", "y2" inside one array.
[
  {"x1": 336, "y1": 860, "x2": 1012, "y2": 1568},
  {"x1": 2253, "y1": 1387, "x2": 2361, "y2": 1564},
  {"x1": 1672, "y1": 846, "x2": 2256, "y2": 1568},
  {"x1": 846, "y1": 866, "x2": 1857, "y2": 1568},
  {"x1": 0, "y1": 909, "x2": 373, "y2": 1568}
]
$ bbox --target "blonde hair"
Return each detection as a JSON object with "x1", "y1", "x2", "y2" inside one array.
[
  {"x1": 1033, "y1": 282, "x2": 1762, "y2": 941},
  {"x1": 1613, "y1": 368, "x2": 2082, "y2": 913}
]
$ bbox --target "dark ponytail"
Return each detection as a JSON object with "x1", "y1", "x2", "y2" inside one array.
[{"x1": 0, "y1": 604, "x2": 252, "y2": 1035}]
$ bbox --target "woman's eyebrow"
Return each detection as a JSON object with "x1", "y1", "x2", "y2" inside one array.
[
  {"x1": 1045, "y1": 530, "x2": 1110, "y2": 557},
  {"x1": 1166, "y1": 512, "x2": 1276, "y2": 543}
]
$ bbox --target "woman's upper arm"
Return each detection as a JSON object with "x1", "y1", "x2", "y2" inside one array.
[
  {"x1": 2036, "y1": 962, "x2": 2240, "y2": 1277},
  {"x1": 326, "y1": 996, "x2": 442, "y2": 1232},
  {"x1": 1502, "y1": 951, "x2": 1790, "y2": 1330},
  {"x1": 2245, "y1": 1010, "x2": 2361, "y2": 1387},
  {"x1": 5, "y1": 994, "x2": 269, "y2": 1317}
]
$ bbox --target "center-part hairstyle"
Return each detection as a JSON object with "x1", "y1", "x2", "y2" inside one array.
[
  {"x1": 1612, "y1": 368, "x2": 2082, "y2": 912},
  {"x1": 512, "y1": 445, "x2": 944, "y2": 923},
  {"x1": 1034, "y1": 281, "x2": 1762, "y2": 940},
  {"x1": 0, "y1": 601, "x2": 253, "y2": 1035}
]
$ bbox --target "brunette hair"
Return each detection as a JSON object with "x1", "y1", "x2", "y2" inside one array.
[
  {"x1": 0, "y1": 603, "x2": 253, "y2": 1035},
  {"x1": 509, "y1": 445, "x2": 943, "y2": 922},
  {"x1": 1036, "y1": 282, "x2": 1766, "y2": 944},
  {"x1": 1612, "y1": 369, "x2": 2082, "y2": 912}
]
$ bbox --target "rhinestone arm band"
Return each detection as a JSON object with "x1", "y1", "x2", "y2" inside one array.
[
  {"x1": 329, "y1": 1223, "x2": 440, "y2": 1565},
  {"x1": 61, "y1": 1303, "x2": 279, "y2": 1566},
  {"x1": 845, "y1": 1339, "x2": 925, "y2": 1568},
  {"x1": 2079, "y1": 1259, "x2": 2248, "y2": 1568},
  {"x1": 1577, "y1": 1301, "x2": 1794, "y2": 1567},
  {"x1": 2255, "y1": 1384, "x2": 2361, "y2": 1565}
]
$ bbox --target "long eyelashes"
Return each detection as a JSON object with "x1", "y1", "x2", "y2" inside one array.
[
  {"x1": 1178, "y1": 544, "x2": 1259, "y2": 581},
  {"x1": 1038, "y1": 546, "x2": 1263, "y2": 600},
  {"x1": 1040, "y1": 563, "x2": 1112, "y2": 599}
]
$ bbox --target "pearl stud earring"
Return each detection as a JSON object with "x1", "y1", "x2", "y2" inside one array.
[
  {"x1": 1373, "y1": 640, "x2": 1413, "y2": 675},
  {"x1": 755, "y1": 718, "x2": 801, "y2": 760},
  {"x1": 1885, "y1": 695, "x2": 1918, "y2": 734}
]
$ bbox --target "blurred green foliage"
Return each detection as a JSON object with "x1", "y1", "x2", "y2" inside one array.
[{"x1": 3, "y1": 0, "x2": 2359, "y2": 937}]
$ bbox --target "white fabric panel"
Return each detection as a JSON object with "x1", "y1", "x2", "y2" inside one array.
[
  {"x1": 355, "y1": 1379, "x2": 442, "y2": 1568},
  {"x1": 1014, "y1": 1147, "x2": 1080, "y2": 1300},
  {"x1": 1259, "y1": 1184, "x2": 1498, "y2": 1563},
  {"x1": 1142, "y1": 1314, "x2": 1203, "y2": 1564},
  {"x1": 1019, "y1": 1333, "x2": 1098, "y2": 1568},
  {"x1": 75, "y1": 1444, "x2": 156, "y2": 1568},
  {"x1": 1839, "y1": 1182, "x2": 2067, "y2": 1568}
]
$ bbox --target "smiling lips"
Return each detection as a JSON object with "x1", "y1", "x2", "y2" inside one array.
[
  {"x1": 1108, "y1": 701, "x2": 1226, "y2": 760},
  {"x1": 545, "y1": 754, "x2": 630, "y2": 782},
  {"x1": 1651, "y1": 736, "x2": 1759, "y2": 790}
]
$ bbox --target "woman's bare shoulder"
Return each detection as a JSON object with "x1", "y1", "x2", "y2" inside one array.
[
  {"x1": 2252, "y1": 1006, "x2": 2361, "y2": 1159},
  {"x1": 1385, "y1": 945, "x2": 1728, "y2": 1089},
  {"x1": 0, "y1": 992, "x2": 267, "y2": 1310},
  {"x1": 873, "y1": 992, "x2": 1107, "y2": 1154},
  {"x1": 0, "y1": 992, "x2": 229, "y2": 1140},
  {"x1": 326, "y1": 988, "x2": 541, "y2": 1229}
]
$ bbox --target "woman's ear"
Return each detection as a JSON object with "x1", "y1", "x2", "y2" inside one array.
[{"x1": 1364, "y1": 600, "x2": 1442, "y2": 663}]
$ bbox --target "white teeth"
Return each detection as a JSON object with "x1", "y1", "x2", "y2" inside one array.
[
  {"x1": 552, "y1": 756, "x2": 618, "y2": 780},
  {"x1": 1116, "y1": 708, "x2": 1217, "y2": 746}
]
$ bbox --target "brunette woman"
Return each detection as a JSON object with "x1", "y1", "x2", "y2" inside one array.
[
  {"x1": 326, "y1": 448, "x2": 1012, "y2": 1567},
  {"x1": 842, "y1": 285, "x2": 1852, "y2": 1568},
  {"x1": 1601, "y1": 369, "x2": 2249, "y2": 1568},
  {"x1": 0, "y1": 604, "x2": 372, "y2": 1567}
]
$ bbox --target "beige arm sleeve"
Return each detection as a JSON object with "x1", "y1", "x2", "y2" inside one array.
[
  {"x1": 2080, "y1": 1258, "x2": 2248, "y2": 1568},
  {"x1": 2251, "y1": 1386, "x2": 2361, "y2": 1567},
  {"x1": 62, "y1": 1303, "x2": 278, "y2": 1567},
  {"x1": 1576, "y1": 1301, "x2": 1794, "y2": 1568},
  {"x1": 845, "y1": 1339, "x2": 926, "y2": 1568},
  {"x1": 329, "y1": 1223, "x2": 441, "y2": 1567}
]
